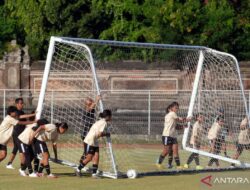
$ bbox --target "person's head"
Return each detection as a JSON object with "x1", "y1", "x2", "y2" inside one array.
[
  {"x1": 216, "y1": 116, "x2": 224, "y2": 126},
  {"x1": 165, "y1": 105, "x2": 172, "y2": 114},
  {"x1": 99, "y1": 109, "x2": 112, "y2": 121},
  {"x1": 218, "y1": 108, "x2": 224, "y2": 115},
  {"x1": 196, "y1": 113, "x2": 204, "y2": 123},
  {"x1": 56, "y1": 122, "x2": 68, "y2": 134},
  {"x1": 7, "y1": 106, "x2": 18, "y2": 118},
  {"x1": 170, "y1": 102, "x2": 179, "y2": 113},
  {"x1": 85, "y1": 98, "x2": 94, "y2": 110},
  {"x1": 37, "y1": 118, "x2": 49, "y2": 126},
  {"x1": 15, "y1": 98, "x2": 24, "y2": 110}
]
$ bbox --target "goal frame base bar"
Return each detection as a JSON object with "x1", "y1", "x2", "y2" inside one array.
[
  {"x1": 138, "y1": 167, "x2": 250, "y2": 177},
  {"x1": 46, "y1": 157, "x2": 250, "y2": 179}
]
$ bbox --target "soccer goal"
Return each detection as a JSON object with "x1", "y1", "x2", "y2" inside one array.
[{"x1": 37, "y1": 36, "x2": 250, "y2": 179}]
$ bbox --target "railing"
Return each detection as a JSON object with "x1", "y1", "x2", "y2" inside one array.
[{"x1": 0, "y1": 89, "x2": 249, "y2": 135}]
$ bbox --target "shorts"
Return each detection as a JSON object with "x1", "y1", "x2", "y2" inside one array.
[
  {"x1": 17, "y1": 140, "x2": 31, "y2": 154},
  {"x1": 236, "y1": 142, "x2": 250, "y2": 153},
  {"x1": 84, "y1": 143, "x2": 99, "y2": 155},
  {"x1": 34, "y1": 139, "x2": 49, "y2": 154},
  {"x1": 162, "y1": 136, "x2": 178, "y2": 145},
  {"x1": 11, "y1": 135, "x2": 19, "y2": 154},
  {"x1": 0, "y1": 144, "x2": 7, "y2": 151}
]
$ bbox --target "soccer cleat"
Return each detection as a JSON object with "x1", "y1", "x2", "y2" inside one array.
[
  {"x1": 196, "y1": 165, "x2": 204, "y2": 170},
  {"x1": 37, "y1": 173, "x2": 44, "y2": 177},
  {"x1": 155, "y1": 164, "x2": 164, "y2": 170},
  {"x1": 29, "y1": 172, "x2": 38, "y2": 177},
  {"x1": 19, "y1": 169, "x2": 27, "y2": 177},
  {"x1": 183, "y1": 164, "x2": 189, "y2": 169},
  {"x1": 47, "y1": 173, "x2": 58, "y2": 178},
  {"x1": 92, "y1": 173, "x2": 101, "y2": 179},
  {"x1": 167, "y1": 164, "x2": 173, "y2": 169},
  {"x1": 6, "y1": 164, "x2": 15, "y2": 170},
  {"x1": 75, "y1": 168, "x2": 82, "y2": 177}
]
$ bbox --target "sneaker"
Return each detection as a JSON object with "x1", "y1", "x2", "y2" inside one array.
[
  {"x1": 47, "y1": 173, "x2": 57, "y2": 178},
  {"x1": 6, "y1": 164, "x2": 15, "y2": 169},
  {"x1": 196, "y1": 165, "x2": 204, "y2": 170},
  {"x1": 167, "y1": 164, "x2": 173, "y2": 169},
  {"x1": 19, "y1": 169, "x2": 27, "y2": 177},
  {"x1": 37, "y1": 173, "x2": 44, "y2": 177},
  {"x1": 92, "y1": 173, "x2": 101, "y2": 179},
  {"x1": 183, "y1": 164, "x2": 189, "y2": 169},
  {"x1": 29, "y1": 172, "x2": 38, "y2": 178},
  {"x1": 155, "y1": 164, "x2": 164, "y2": 170},
  {"x1": 75, "y1": 168, "x2": 82, "y2": 177}
]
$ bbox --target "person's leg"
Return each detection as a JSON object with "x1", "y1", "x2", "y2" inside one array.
[
  {"x1": 186, "y1": 153, "x2": 196, "y2": 165},
  {"x1": 6, "y1": 136, "x2": 18, "y2": 167},
  {"x1": 172, "y1": 143, "x2": 181, "y2": 167},
  {"x1": 157, "y1": 136, "x2": 171, "y2": 164},
  {"x1": 92, "y1": 150, "x2": 99, "y2": 175},
  {"x1": 168, "y1": 148, "x2": 173, "y2": 168},
  {"x1": 157, "y1": 145, "x2": 170, "y2": 164},
  {"x1": 0, "y1": 145, "x2": 7, "y2": 162}
]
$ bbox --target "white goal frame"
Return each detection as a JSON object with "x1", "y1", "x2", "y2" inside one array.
[{"x1": 35, "y1": 36, "x2": 118, "y2": 178}]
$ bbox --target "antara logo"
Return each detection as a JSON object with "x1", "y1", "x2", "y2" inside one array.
[{"x1": 201, "y1": 175, "x2": 250, "y2": 187}]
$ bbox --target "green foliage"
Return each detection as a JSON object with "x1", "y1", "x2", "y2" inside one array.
[
  {"x1": 0, "y1": 0, "x2": 249, "y2": 60},
  {"x1": 0, "y1": 3, "x2": 16, "y2": 58}
]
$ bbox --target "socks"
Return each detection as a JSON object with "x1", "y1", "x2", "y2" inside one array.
[
  {"x1": 44, "y1": 165, "x2": 51, "y2": 175},
  {"x1": 7, "y1": 162, "x2": 12, "y2": 165},
  {"x1": 168, "y1": 156, "x2": 173, "y2": 166},
  {"x1": 174, "y1": 157, "x2": 180, "y2": 166},
  {"x1": 78, "y1": 162, "x2": 86, "y2": 171},
  {"x1": 92, "y1": 164, "x2": 98, "y2": 174},
  {"x1": 187, "y1": 153, "x2": 195, "y2": 165},
  {"x1": 34, "y1": 158, "x2": 39, "y2": 173},
  {"x1": 158, "y1": 155, "x2": 165, "y2": 164},
  {"x1": 21, "y1": 163, "x2": 26, "y2": 171},
  {"x1": 194, "y1": 154, "x2": 200, "y2": 165},
  {"x1": 38, "y1": 164, "x2": 44, "y2": 173}
]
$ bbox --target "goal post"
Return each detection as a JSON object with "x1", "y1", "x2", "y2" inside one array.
[
  {"x1": 36, "y1": 36, "x2": 118, "y2": 178},
  {"x1": 183, "y1": 49, "x2": 250, "y2": 167},
  {"x1": 38, "y1": 36, "x2": 250, "y2": 178}
]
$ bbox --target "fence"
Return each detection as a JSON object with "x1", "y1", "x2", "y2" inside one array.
[{"x1": 0, "y1": 89, "x2": 250, "y2": 136}]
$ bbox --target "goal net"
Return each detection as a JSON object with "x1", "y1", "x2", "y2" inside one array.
[{"x1": 37, "y1": 37, "x2": 249, "y2": 178}]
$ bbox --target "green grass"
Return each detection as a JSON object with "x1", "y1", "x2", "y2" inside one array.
[{"x1": 1, "y1": 154, "x2": 250, "y2": 190}]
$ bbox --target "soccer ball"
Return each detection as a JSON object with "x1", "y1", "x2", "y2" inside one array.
[{"x1": 126, "y1": 169, "x2": 138, "y2": 179}]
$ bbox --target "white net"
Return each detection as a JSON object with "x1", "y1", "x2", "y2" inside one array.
[{"x1": 39, "y1": 37, "x2": 249, "y2": 178}]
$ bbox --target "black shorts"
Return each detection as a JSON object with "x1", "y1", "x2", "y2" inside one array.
[
  {"x1": 236, "y1": 142, "x2": 250, "y2": 153},
  {"x1": 162, "y1": 136, "x2": 178, "y2": 145},
  {"x1": 84, "y1": 143, "x2": 99, "y2": 155},
  {"x1": 17, "y1": 140, "x2": 31, "y2": 154},
  {"x1": 34, "y1": 139, "x2": 49, "y2": 154},
  {"x1": 0, "y1": 144, "x2": 7, "y2": 151},
  {"x1": 12, "y1": 135, "x2": 20, "y2": 154}
]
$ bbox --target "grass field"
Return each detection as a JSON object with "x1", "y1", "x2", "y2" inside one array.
[{"x1": 1, "y1": 154, "x2": 250, "y2": 190}]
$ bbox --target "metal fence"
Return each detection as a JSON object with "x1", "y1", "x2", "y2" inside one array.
[{"x1": 0, "y1": 89, "x2": 250, "y2": 136}]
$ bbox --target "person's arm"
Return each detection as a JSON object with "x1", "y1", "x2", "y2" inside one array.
[
  {"x1": 176, "y1": 116, "x2": 192, "y2": 122},
  {"x1": 52, "y1": 143, "x2": 58, "y2": 161},
  {"x1": 90, "y1": 95, "x2": 101, "y2": 109},
  {"x1": 18, "y1": 120, "x2": 36, "y2": 125},
  {"x1": 19, "y1": 113, "x2": 36, "y2": 119}
]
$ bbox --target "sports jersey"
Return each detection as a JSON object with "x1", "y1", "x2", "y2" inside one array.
[
  {"x1": 35, "y1": 124, "x2": 58, "y2": 143},
  {"x1": 190, "y1": 121, "x2": 202, "y2": 145},
  {"x1": 12, "y1": 109, "x2": 26, "y2": 137},
  {"x1": 208, "y1": 122, "x2": 222, "y2": 140},
  {"x1": 84, "y1": 119, "x2": 107, "y2": 147},
  {"x1": 238, "y1": 118, "x2": 250, "y2": 144},
  {"x1": 18, "y1": 123, "x2": 37, "y2": 145},
  {"x1": 0, "y1": 115, "x2": 19, "y2": 145},
  {"x1": 162, "y1": 111, "x2": 178, "y2": 137}
]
